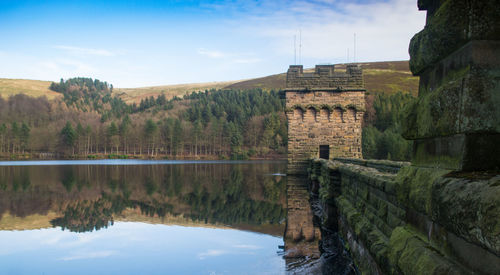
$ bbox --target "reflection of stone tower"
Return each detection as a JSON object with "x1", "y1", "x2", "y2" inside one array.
[
  {"x1": 285, "y1": 64, "x2": 366, "y2": 175},
  {"x1": 283, "y1": 176, "x2": 321, "y2": 266}
]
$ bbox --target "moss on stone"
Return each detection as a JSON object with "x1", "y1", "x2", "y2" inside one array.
[
  {"x1": 309, "y1": 160, "x2": 499, "y2": 273},
  {"x1": 409, "y1": 0, "x2": 500, "y2": 74},
  {"x1": 395, "y1": 166, "x2": 449, "y2": 215},
  {"x1": 389, "y1": 226, "x2": 466, "y2": 275},
  {"x1": 403, "y1": 66, "x2": 470, "y2": 140},
  {"x1": 367, "y1": 229, "x2": 390, "y2": 271},
  {"x1": 431, "y1": 174, "x2": 500, "y2": 255}
]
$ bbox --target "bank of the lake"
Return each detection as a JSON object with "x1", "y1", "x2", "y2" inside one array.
[{"x1": 0, "y1": 152, "x2": 286, "y2": 161}]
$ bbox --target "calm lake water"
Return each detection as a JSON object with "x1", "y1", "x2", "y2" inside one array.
[{"x1": 0, "y1": 160, "x2": 288, "y2": 274}]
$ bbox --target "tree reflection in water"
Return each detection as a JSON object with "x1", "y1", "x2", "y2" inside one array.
[{"x1": 0, "y1": 162, "x2": 286, "y2": 234}]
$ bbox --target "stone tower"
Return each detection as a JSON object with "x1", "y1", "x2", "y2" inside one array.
[{"x1": 285, "y1": 64, "x2": 366, "y2": 175}]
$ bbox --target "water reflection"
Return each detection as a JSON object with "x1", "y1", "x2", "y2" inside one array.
[
  {"x1": 0, "y1": 162, "x2": 286, "y2": 234},
  {"x1": 284, "y1": 175, "x2": 321, "y2": 272}
]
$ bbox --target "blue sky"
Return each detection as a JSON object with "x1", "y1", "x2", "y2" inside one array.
[{"x1": 0, "y1": 0, "x2": 425, "y2": 87}]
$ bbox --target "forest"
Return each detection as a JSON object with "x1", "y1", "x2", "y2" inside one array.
[{"x1": 0, "y1": 77, "x2": 414, "y2": 161}]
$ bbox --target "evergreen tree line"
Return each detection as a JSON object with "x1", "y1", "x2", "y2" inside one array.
[
  {"x1": 50, "y1": 77, "x2": 177, "y2": 121},
  {"x1": 362, "y1": 92, "x2": 415, "y2": 161},
  {"x1": 56, "y1": 89, "x2": 287, "y2": 159},
  {"x1": 2, "y1": 78, "x2": 287, "y2": 159},
  {"x1": 0, "y1": 122, "x2": 30, "y2": 154}
]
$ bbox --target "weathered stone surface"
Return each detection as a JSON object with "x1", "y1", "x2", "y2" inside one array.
[
  {"x1": 432, "y1": 173, "x2": 500, "y2": 257},
  {"x1": 396, "y1": 166, "x2": 500, "y2": 257},
  {"x1": 404, "y1": 41, "x2": 500, "y2": 140},
  {"x1": 404, "y1": 1, "x2": 500, "y2": 171},
  {"x1": 409, "y1": 0, "x2": 500, "y2": 75},
  {"x1": 309, "y1": 159, "x2": 500, "y2": 274},
  {"x1": 286, "y1": 64, "x2": 364, "y2": 90},
  {"x1": 388, "y1": 226, "x2": 466, "y2": 275},
  {"x1": 286, "y1": 65, "x2": 365, "y2": 174}
]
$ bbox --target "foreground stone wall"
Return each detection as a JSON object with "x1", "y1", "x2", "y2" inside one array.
[
  {"x1": 309, "y1": 158, "x2": 500, "y2": 274},
  {"x1": 404, "y1": 0, "x2": 500, "y2": 171},
  {"x1": 286, "y1": 65, "x2": 365, "y2": 175},
  {"x1": 300, "y1": 1, "x2": 500, "y2": 274}
]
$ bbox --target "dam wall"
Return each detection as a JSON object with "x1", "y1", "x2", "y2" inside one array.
[{"x1": 308, "y1": 158, "x2": 500, "y2": 274}]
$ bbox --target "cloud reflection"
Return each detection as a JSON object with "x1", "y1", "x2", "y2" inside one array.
[
  {"x1": 59, "y1": 250, "x2": 117, "y2": 261},
  {"x1": 198, "y1": 249, "x2": 228, "y2": 260}
]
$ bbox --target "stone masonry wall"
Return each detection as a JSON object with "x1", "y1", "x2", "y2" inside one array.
[
  {"x1": 287, "y1": 64, "x2": 364, "y2": 90},
  {"x1": 309, "y1": 158, "x2": 500, "y2": 274},
  {"x1": 286, "y1": 65, "x2": 365, "y2": 175}
]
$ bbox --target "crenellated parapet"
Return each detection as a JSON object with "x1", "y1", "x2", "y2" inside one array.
[{"x1": 286, "y1": 64, "x2": 364, "y2": 91}]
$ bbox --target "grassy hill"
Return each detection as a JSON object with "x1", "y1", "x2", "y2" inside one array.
[
  {"x1": 226, "y1": 60, "x2": 418, "y2": 96},
  {"x1": 0, "y1": 78, "x2": 61, "y2": 99},
  {"x1": 114, "y1": 80, "x2": 242, "y2": 104},
  {"x1": 0, "y1": 61, "x2": 418, "y2": 102}
]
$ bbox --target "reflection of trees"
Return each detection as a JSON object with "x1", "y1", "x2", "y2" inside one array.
[
  {"x1": 136, "y1": 200, "x2": 173, "y2": 217},
  {"x1": 50, "y1": 195, "x2": 174, "y2": 233},
  {"x1": 61, "y1": 167, "x2": 76, "y2": 192},
  {"x1": 184, "y1": 167, "x2": 285, "y2": 225},
  {"x1": 263, "y1": 177, "x2": 285, "y2": 202},
  {"x1": 50, "y1": 197, "x2": 121, "y2": 232},
  {"x1": 0, "y1": 163, "x2": 286, "y2": 231},
  {"x1": 145, "y1": 177, "x2": 158, "y2": 196}
]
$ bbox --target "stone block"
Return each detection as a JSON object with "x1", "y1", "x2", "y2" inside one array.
[{"x1": 409, "y1": 0, "x2": 500, "y2": 75}]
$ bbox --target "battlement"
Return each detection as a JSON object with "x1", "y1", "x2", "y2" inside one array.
[{"x1": 286, "y1": 64, "x2": 364, "y2": 91}]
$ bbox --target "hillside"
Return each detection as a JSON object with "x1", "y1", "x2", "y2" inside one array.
[
  {"x1": 0, "y1": 61, "x2": 418, "y2": 103},
  {"x1": 226, "y1": 60, "x2": 419, "y2": 96},
  {"x1": 114, "y1": 80, "x2": 242, "y2": 104},
  {"x1": 0, "y1": 78, "x2": 61, "y2": 99}
]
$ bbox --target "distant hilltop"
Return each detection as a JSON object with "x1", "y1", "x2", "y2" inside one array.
[
  {"x1": 0, "y1": 60, "x2": 418, "y2": 103},
  {"x1": 226, "y1": 60, "x2": 418, "y2": 96}
]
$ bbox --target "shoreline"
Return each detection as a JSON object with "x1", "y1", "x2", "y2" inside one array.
[{"x1": 0, "y1": 152, "x2": 286, "y2": 161}]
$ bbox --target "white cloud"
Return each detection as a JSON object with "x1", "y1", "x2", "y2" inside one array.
[
  {"x1": 197, "y1": 48, "x2": 262, "y2": 64},
  {"x1": 33, "y1": 58, "x2": 97, "y2": 80},
  {"x1": 53, "y1": 45, "x2": 116, "y2": 57},
  {"x1": 233, "y1": 58, "x2": 262, "y2": 64},
  {"x1": 197, "y1": 48, "x2": 228, "y2": 58},
  {"x1": 226, "y1": 0, "x2": 425, "y2": 64},
  {"x1": 59, "y1": 250, "x2": 117, "y2": 261},
  {"x1": 198, "y1": 249, "x2": 228, "y2": 259},
  {"x1": 233, "y1": 244, "x2": 261, "y2": 249}
]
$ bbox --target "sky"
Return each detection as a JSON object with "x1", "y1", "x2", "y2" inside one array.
[{"x1": 0, "y1": 0, "x2": 426, "y2": 88}]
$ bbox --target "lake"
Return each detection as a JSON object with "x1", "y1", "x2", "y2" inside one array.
[{"x1": 0, "y1": 160, "x2": 289, "y2": 274}]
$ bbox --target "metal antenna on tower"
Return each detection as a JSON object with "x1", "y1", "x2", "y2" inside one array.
[
  {"x1": 354, "y1": 33, "x2": 356, "y2": 63},
  {"x1": 294, "y1": 34, "x2": 297, "y2": 65},
  {"x1": 299, "y1": 29, "x2": 302, "y2": 65}
]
